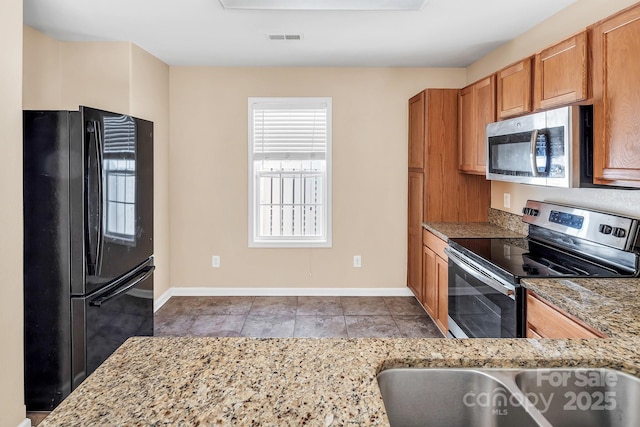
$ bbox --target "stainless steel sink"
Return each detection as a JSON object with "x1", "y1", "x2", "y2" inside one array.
[
  {"x1": 377, "y1": 369, "x2": 542, "y2": 427},
  {"x1": 515, "y1": 368, "x2": 640, "y2": 427},
  {"x1": 377, "y1": 368, "x2": 640, "y2": 427}
]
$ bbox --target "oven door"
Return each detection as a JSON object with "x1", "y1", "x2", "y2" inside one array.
[{"x1": 446, "y1": 247, "x2": 524, "y2": 338}]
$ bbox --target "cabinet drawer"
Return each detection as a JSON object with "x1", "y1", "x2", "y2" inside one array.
[
  {"x1": 526, "y1": 293, "x2": 606, "y2": 338},
  {"x1": 423, "y1": 229, "x2": 448, "y2": 260}
]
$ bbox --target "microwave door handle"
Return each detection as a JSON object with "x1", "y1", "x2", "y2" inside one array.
[
  {"x1": 446, "y1": 249, "x2": 515, "y2": 299},
  {"x1": 530, "y1": 129, "x2": 539, "y2": 177}
]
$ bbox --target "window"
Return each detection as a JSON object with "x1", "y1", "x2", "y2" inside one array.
[{"x1": 248, "y1": 97, "x2": 332, "y2": 247}]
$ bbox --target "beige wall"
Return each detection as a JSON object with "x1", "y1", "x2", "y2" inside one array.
[
  {"x1": 22, "y1": 27, "x2": 171, "y2": 299},
  {"x1": 23, "y1": 26, "x2": 61, "y2": 109},
  {"x1": 130, "y1": 45, "x2": 171, "y2": 298},
  {"x1": 169, "y1": 67, "x2": 466, "y2": 288},
  {"x1": 23, "y1": 28, "x2": 130, "y2": 111},
  {"x1": 467, "y1": 0, "x2": 640, "y2": 217},
  {"x1": 60, "y1": 41, "x2": 130, "y2": 112},
  {"x1": 1, "y1": 0, "x2": 25, "y2": 425}
]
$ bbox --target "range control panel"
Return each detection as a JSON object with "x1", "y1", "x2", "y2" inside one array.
[
  {"x1": 548, "y1": 210, "x2": 584, "y2": 229},
  {"x1": 522, "y1": 200, "x2": 639, "y2": 252}
]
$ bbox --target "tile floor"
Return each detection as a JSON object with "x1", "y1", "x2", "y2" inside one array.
[{"x1": 154, "y1": 296, "x2": 444, "y2": 338}]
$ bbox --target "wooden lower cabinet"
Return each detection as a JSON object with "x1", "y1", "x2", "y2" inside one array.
[
  {"x1": 407, "y1": 171, "x2": 424, "y2": 301},
  {"x1": 434, "y1": 255, "x2": 448, "y2": 334},
  {"x1": 421, "y1": 230, "x2": 448, "y2": 336},
  {"x1": 526, "y1": 292, "x2": 606, "y2": 338},
  {"x1": 422, "y1": 245, "x2": 437, "y2": 319}
]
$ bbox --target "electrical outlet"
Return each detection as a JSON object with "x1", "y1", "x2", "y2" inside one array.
[
  {"x1": 353, "y1": 255, "x2": 362, "y2": 268},
  {"x1": 212, "y1": 255, "x2": 221, "y2": 268},
  {"x1": 503, "y1": 193, "x2": 511, "y2": 209}
]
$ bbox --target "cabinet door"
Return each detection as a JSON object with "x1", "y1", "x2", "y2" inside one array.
[
  {"x1": 422, "y1": 245, "x2": 437, "y2": 319},
  {"x1": 474, "y1": 76, "x2": 495, "y2": 172},
  {"x1": 497, "y1": 58, "x2": 533, "y2": 119},
  {"x1": 407, "y1": 171, "x2": 424, "y2": 299},
  {"x1": 459, "y1": 76, "x2": 495, "y2": 175},
  {"x1": 592, "y1": 5, "x2": 640, "y2": 187},
  {"x1": 435, "y1": 254, "x2": 448, "y2": 335},
  {"x1": 526, "y1": 293, "x2": 606, "y2": 338},
  {"x1": 458, "y1": 84, "x2": 475, "y2": 172},
  {"x1": 534, "y1": 31, "x2": 588, "y2": 110},
  {"x1": 408, "y1": 92, "x2": 425, "y2": 170}
]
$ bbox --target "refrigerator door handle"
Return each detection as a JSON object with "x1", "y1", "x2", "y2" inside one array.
[
  {"x1": 85, "y1": 120, "x2": 104, "y2": 276},
  {"x1": 94, "y1": 120, "x2": 104, "y2": 275},
  {"x1": 89, "y1": 265, "x2": 155, "y2": 307}
]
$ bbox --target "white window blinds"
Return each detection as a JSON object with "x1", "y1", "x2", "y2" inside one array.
[
  {"x1": 248, "y1": 97, "x2": 332, "y2": 248},
  {"x1": 251, "y1": 101, "x2": 328, "y2": 161}
]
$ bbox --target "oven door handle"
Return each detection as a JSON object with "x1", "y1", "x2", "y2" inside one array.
[{"x1": 445, "y1": 247, "x2": 516, "y2": 299}]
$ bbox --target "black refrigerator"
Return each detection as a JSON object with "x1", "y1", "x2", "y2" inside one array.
[{"x1": 23, "y1": 106, "x2": 154, "y2": 411}]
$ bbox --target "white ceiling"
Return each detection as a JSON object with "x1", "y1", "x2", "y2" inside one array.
[{"x1": 23, "y1": 0, "x2": 576, "y2": 67}]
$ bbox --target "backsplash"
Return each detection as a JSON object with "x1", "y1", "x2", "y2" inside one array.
[{"x1": 488, "y1": 208, "x2": 529, "y2": 235}]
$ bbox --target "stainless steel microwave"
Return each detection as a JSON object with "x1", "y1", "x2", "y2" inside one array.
[{"x1": 486, "y1": 106, "x2": 592, "y2": 187}]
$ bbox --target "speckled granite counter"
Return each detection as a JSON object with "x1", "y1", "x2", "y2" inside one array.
[
  {"x1": 40, "y1": 336, "x2": 640, "y2": 426},
  {"x1": 422, "y1": 208, "x2": 528, "y2": 241},
  {"x1": 422, "y1": 221, "x2": 525, "y2": 241},
  {"x1": 523, "y1": 278, "x2": 640, "y2": 339}
]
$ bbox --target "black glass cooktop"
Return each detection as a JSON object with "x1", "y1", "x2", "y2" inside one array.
[{"x1": 448, "y1": 237, "x2": 629, "y2": 282}]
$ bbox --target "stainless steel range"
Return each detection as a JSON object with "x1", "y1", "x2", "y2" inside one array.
[{"x1": 445, "y1": 200, "x2": 640, "y2": 338}]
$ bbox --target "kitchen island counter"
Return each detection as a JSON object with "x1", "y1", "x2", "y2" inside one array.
[{"x1": 40, "y1": 336, "x2": 640, "y2": 426}]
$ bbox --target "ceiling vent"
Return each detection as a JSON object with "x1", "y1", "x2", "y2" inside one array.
[{"x1": 267, "y1": 34, "x2": 303, "y2": 41}]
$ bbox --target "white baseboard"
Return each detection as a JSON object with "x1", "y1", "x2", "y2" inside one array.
[
  {"x1": 154, "y1": 288, "x2": 173, "y2": 312},
  {"x1": 154, "y1": 286, "x2": 412, "y2": 311},
  {"x1": 18, "y1": 418, "x2": 31, "y2": 427}
]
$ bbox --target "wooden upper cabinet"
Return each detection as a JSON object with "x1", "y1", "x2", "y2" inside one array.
[
  {"x1": 534, "y1": 31, "x2": 589, "y2": 110},
  {"x1": 497, "y1": 57, "x2": 533, "y2": 119},
  {"x1": 459, "y1": 75, "x2": 495, "y2": 174},
  {"x1": 408, "y1": 92, "x2": 425, "y2": 170},
  {"x1": 591, "y1": 4, "x2": 640, "y2": 187}
]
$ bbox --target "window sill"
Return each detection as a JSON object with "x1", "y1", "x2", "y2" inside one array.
[{"x1": 249, "y1": 240, "x2": 332, "y2": 249}]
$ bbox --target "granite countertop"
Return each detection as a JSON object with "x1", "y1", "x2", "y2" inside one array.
[
  {"x1": 522, "y1": 278, "x2": 640, "y2": 339},
  {"x1": 39, "y1": 210, "x2": 640, "y2": 425},
  {"x1": 422, "y1": 222, "x2": 525, "y2": 241},
  {"x1": 40, "y1": 336, "x2": 640, "y2": 426}
]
